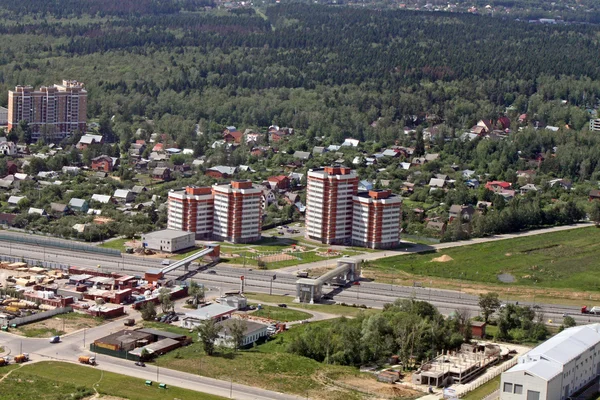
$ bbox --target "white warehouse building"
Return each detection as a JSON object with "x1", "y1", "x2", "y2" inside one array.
[{"x1": 501, "y1": 323, "x2": 600, "y2": 400}]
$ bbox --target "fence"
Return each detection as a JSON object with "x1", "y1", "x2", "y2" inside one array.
[
  {"x1": 3, "y1": 306, "x2": 72, "y2": 327},
  {"x1": 89, "y1": 344, "x2": 140, "y2": 361},
  {"x1": 0, "y1": 254, "x2": 70, "y2": 271},
  {"x1": 0, "y1": 232, "x2": 120, "y2": 257},
  {"x1": 457, "y1": 357, "x2": 518, "y2": 398}
]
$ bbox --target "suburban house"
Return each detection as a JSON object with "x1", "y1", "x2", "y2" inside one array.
[
  {"x1": 519, "y1": 184, "x2": 540, "y2": 195},
  {"x1": 91, "y1": 194, "x2": 112, "y2": 204},
  {"x1": 261, "y1": 189, "x2": 276, "y2": 210},
  {"x1": 223, "y1": 128, "x2": 243, "y2": 144},
  {"x1": 292, "y1": 151, "x2": 311, "y2": 161},
  {"x1": 50, "y1": 202, "x2": 69, "y2": 215},
  {"x1": 7, "y1": 195, "x2": 25, "y2": 206},
  {"x1": 205, "y1": 166, "x2": 236, "y2": 179},
  {"x1": 5, "y1": 161, "x2": 18, "y2": 175},
  {"x1": 589, "y1": 189, "x2": 600, "y2": 201},
  {"x1": 151, "y1": 167, "x2": 171, "y2": 181},
  {"x1": 0, "y1": 141, "x2": 17, "y2": 156},
  {"x1": 131, "y1": 185, "x2": 148, "y2": 195},
  {"x1": 77, "y1": 134, "x2": 103, "y2": 150},
  {"x1": 485, "y1": 181, "x2": 512, "y2": 193},
  {"x1": 426, "y1": 220, "x2": 447, "y2": 235},
  {"x1": 28, "y1": 207, "x2": 48, "y2": 217},
  {"x1": 428, "y1": 178, "x2": 446, "y2": 189},
  {"x1": 214, "y1": 319, "x2": 269, "y2": 348},
  {"x1": 448, "y1": 205, "x2": 475, "y2": 222},
  {"x1": 68, "y1": 198, "x2": 89, "y2": 212},
  {"x1": 0, "y1": 213, "x2": 17, "y2": 226},
  {"x1": 267, "y1": 175, "x2": 290, "y2": 190},
  {"x1": 91, "y1": 155, "x2": 117, "y2": 172},
  {"x1": 113, "y1": 189, "x2": 136, "y2": 203}
]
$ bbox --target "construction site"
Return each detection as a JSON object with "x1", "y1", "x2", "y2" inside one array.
[{"x1": 411, "y1": 342, "x2": 506, "y2": 387}]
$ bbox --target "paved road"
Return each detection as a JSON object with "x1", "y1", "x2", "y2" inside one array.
[{"x1": 0, "y1": 310, "x2": 302, "y2": 400}]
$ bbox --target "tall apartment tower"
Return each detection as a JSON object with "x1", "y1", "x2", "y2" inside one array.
[
  {"x1": 8, "y1": 80, "x2": 87, "y2": 140},
  {"x1": 167, "y1": 186, "x2": 214, "y2": 239},
  {"x1": 305, "y1": 166, "x2": 359, "y2": 245},
  {"x1": 352, "y1": 190, "x2": 402, "y2": 249},
  {"x1": 212, "y1": 180, "x2": 262, "y2": 244}
]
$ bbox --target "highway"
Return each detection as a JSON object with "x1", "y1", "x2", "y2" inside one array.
[{"x1": 0, "y1": 237, "x2": 597, "y2": 325}]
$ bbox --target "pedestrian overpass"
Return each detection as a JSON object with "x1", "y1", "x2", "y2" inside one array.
[
  {"x1": 145, "y1": 243, "x2": 220, "y2": 283},
  {"x1": 295, "y1": 258, "x2": 360, "y2": 303}
]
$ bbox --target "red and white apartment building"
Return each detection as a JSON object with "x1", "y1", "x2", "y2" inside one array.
[
  {"x1": 305, "y1": 166, "x2": 402, "y2": 249},
  {"x1": 351, "y1": 189, "x2": 402, "y2": 249},
  {"x1": 167, "y1": 180, "x2": 262, "y2": 244},
  {"x1": 167, "y1": 186, "x2": 214, "y2": 240},
  {"x1": 212, "y1": 181, "x2": 262, "y2": 244},
  {"x1": 305, "y1": 166, "x2": 359, "y2": 245}
]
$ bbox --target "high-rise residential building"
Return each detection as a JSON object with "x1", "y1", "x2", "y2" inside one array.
[
  {"x1": 305, "y1": 166, "x2": 359, "y2": 245},
  {"x1": 167, "y1": 186, "x2": 214, "y2": 239},
  {"x1": 212, "y1": 180, "x2": 262, "y2": 244},
  {"x1": 590, "y1": 118, "x2": 600, "y2": 132},
  {"x1": 352, "y1": 190, "x2": 402, "y2": 249},
  {"x1": 8, "y1": 80, "x2": 87, "y2": 140}
]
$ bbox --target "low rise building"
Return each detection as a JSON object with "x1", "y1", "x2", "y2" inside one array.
[
  {"x1": 182, "y1": 303, "x2": 236, "y2": 329},
  {"x1": 501, "y1": 323, "x2": 600, "y2": 400},
  {"x1": 141, "y1": 229, "x2": 195, "y2": 253},
  {"x1": 215, "y1": 319, "x2": 269, "y2": 348}
]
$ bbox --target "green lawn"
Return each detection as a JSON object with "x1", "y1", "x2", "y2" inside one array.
[
  {"x1": 0, "y1": 361, "x2": 226, "y2": 400},
  {"x1": 15, "y1": 312, "x2": 104, "y2": 338},
  {"x1": 251, "y1": 305, "x2": 312, "y2": 322},
  {"x1": 245, "y1": 293, "x2": 380, "y2": 317},
  {"x1": 461, "y1": 376, "x2": 500, "y2": 400},
  {"x1": 155, "y1": 321, "x2": 364, "y2": 400},
  {"x1": 369, "y1": 227, "x2": 600, "y2": 291},
  {"x1": 98, "y1": 237, "x2": 130, "y2": 252}
]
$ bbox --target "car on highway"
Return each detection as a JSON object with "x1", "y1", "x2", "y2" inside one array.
[
  {"x1": 161, "y1": 259, "x2": 170, "y2": 266},
  {"x1": 277, "y1": 303, "x2": 288, "y2": 308},
  {"x1": 207, "y1": 270, "x2": 217, "y2": 274},
  {"x1": 49, "y1": 336, "x2": 60, "y2": 343},
  {"x1": 135, "y1": 361, "x2": 146, "y2": 367}
]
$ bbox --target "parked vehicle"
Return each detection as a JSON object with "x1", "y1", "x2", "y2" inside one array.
[
  {"x1": 49, "y1": 336, "x2": 61, "y2": 343},
  {"x1": 78, "y1": 356, "x2": 96, "y2": 365},
  {"x1": 0, "y1": 358, "x2": 8, "y2": 366},
  {"x1": 277, "y1": 303, "x2": 288, "y2": 308},
  {"x1": 581, "y1": 306, "x2": 600, "y2": 314},
  {"x1": 13, "y1": 354, "x2": 29, "y2": 363}
]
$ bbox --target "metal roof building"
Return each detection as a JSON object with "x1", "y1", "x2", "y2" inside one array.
[{"x1": 501, "y1": 323, "x2": 600, "y2": 400}]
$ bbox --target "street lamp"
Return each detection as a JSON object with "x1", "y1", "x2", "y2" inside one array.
[{"x1": 270, "y1": 274, "x2": 276, "y2": 296}]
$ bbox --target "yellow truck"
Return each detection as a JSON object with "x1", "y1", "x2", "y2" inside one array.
[{"x1": 78, "y1": 356, "x2": 96, "y2": 365}]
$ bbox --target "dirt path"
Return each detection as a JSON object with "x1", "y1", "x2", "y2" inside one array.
[{"x1": 0, "y1": 363, "x2": 23, "y2": 384}]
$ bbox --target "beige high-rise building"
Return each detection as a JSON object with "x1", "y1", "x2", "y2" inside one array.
[{"x1": 8, "y1": 80, "x2": 87, "y2": 140}]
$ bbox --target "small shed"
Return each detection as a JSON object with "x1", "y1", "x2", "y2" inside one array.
[{"x1": 471, "y1": 321, "x2": 486, "y2": 338}]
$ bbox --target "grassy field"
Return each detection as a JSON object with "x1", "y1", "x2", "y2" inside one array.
[
  {"x1": 369, "y1": 227, "x2": 600, "y2": 291},
  {"x1": 154, "y1": 320, "x2": 393, "y2": 400},
  {"x1": 251, "y1": 305, "x2": 312, "y2": 322},
  {"x1": 98, "y1": 237, "x2": 130, "y2": 251},
  {"x1": 246, "y1": 293, "x2": 380, "y2": 317},
  {"x1": 462, "y1": 376, "x2": 500, "y2": 400},
  {"x1": 0, "y1": 361, "x2": 227, "y2": 400},
  {"x1": 15, "y1": 312, "x2": 104, "y2": 338}
]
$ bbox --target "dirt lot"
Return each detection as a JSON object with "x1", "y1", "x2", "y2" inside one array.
[
  {"x1": 258, "y1": 253, "x2": 297, "y2": 263},
  {"x1": 335, "y1": 375, "x2": 422, "y2": 399},
  {"x1": 14, "y1": 312, "x2": 104, "y2": 338}
]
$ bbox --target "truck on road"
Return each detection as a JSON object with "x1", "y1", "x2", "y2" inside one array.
[
  {"x1": 78, "y1": 356, "x2": 96, "y2": 365},
  {"x1": 0, "y1": 357, "x2": 8, "y2": 366},
  {"x1": 13, "y1": 354, "x2": 29, "y2": 363},
  {"x1": 581, "y1": 306, "x2": 600, "y2": 314}
]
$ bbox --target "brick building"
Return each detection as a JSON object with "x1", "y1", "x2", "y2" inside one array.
[
  {"x1": 168, "y1": 186, "x2": 214, "y2": 239},
  {"x1": 8, "y1": 80, "x2": 87, "y2": 140},
  {"x1": 212, "y1": 180, "x2": 262, "y2": 243},
  {"x1": 351, "y1": 190, "x2": 402, "y2": 249},
  {"x1": 305, "y1": 166, "x2": 359, "y2": 245}
]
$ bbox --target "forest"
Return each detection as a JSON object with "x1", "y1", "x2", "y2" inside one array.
[{"x1": 0, "y1": 2, "x2": 600, "y2": 240}]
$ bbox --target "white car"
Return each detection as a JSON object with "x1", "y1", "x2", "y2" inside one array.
[{"x1": 161, "y1": 259, "x2": 170, "y2": 266}]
